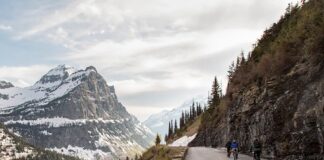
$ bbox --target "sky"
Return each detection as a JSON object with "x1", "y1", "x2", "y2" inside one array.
[{"x1": 0, "y1": 0, "x2": 298, "y2": 121}]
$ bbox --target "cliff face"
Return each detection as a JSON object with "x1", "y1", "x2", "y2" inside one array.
[
  {"x1": 192, "y1": 62, "x2": 324, "y2": 159},
  {"x1": 190, "y1": 1, "x2": 324, "y2": 159},
  {"x1": 0, "y1": 65, "x2": 154, "y2": 160}
]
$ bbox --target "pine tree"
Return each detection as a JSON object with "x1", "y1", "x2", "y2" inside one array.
[
  {"x1": 170, "y1": 120, "x2": 173, "y2": 136},
  {"x1": 240, "y1": 51, "x2": 246, "y2": 65},
  {"x1": 197, "y1": 104, "x2": 202, "y2": 115},
  {"x1": 209, "y1": 77, "x2": 222, "y2": 108},
  {"x1": 192, "y1": 104, "x2": 196, "y2": 118},
  {"x1": 189, "y1": 105, "x2": 193, "y2": 120},
  {"x1": 168, "y1": 121, "x2": 172, "y2": 138},
  {"x1": 180, "y1": 111, "x2": 185, "y2": 129},
  {"x1": 155, "y1": 134, "x2": 161, "y2": 146},
  {"x1": 236, "y1": 56, "x2": 241, "y2": 69},
  {"x1": 174, "y1": 120, "x2": 178, "y2": 133},
  {"x1": 247, "y1": 52, "x2": 252, "y2": 61},
  {"x1": 185, "y1": 111, "x2": 189, "y2": 123},
  {"x1": 286, "y1": 3, "x2": 292, "y2": 13}
]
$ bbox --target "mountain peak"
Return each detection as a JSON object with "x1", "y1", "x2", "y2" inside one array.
[
  {"x1": 34, "y1": 65, "x2": 99, "y2": 88},
  {"x1": 85, "y1": 66, "x2": 97, "y2": 73},
  {"x1": 0, "y1": 65, "x2": 102, "y2": 109}
]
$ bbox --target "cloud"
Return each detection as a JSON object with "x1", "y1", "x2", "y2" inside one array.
[
  {"x1": 0, "y1": 0, "x2": 299, "y2": 120},
  {"x1": 0, "y1": 25, "x2": 12, "y2": 31},
  {"x1": 0, "y1": 65, "x2": 53, "y2": 87}
]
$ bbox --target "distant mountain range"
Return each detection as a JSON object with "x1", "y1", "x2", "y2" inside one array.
[
  {"x1": 144, "y1": 96, "x2": 207, "y2": 138},
  {"x1": 0, "y1": 65, "x2": 154, "y2": 160}
]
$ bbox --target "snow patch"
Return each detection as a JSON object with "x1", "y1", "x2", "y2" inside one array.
[
  {"x1": 169, "y1": 134, "x2": 197, "y2": 147},
  {"x1": 40, "y1": 130, "x2": 52, "y2": 136}
]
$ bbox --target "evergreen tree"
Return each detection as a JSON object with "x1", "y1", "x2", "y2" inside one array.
[
  {"x1": 168, "y1": 122, "x2": 170, "y2": 137},
  {"x1": 240, "y1": 51, "x2": 246, "y2": 65},
  {"x1": 286, "y1": 3, "x2": 292, "y2": 13},
  {"x1": 247, "y1": 52, "x2": 252, "y2": 61},
  {"x1": 185, "y1": 111, "x2": 189, "y2": 123},
  {"x1": 197, "y1": 104, "x2": 202, "y2": 115},
  {"x1": 236, "y1": 56, "x2": 241, "y2": 69},
  {"x1": 155, "y1": 134, "x2": 161, "y2": 146},
  {"x1": 183, "y1": 111, "x2": 188, "y2": 126},
  {"x1": 189, "y1": 105, "x2": 193, "y2": 120},
  {"x1": 209, "y1": 77, "x2": 222, "y2": 108},
  {"x1": 192, "y1": 104, "x2": 196, "y2": 118},
  {"x1": 170, "y1": 120, "x2": 173, "y2": 135},
  {"x1": 168, "y1": 121, "x2": 173, "y2": 138},
  {"x1": 180, "y1": 112, "x2": 185, "y2": 129},
  {"x1": 174, "y1": 120, "x2": 178, "y2": 133}
]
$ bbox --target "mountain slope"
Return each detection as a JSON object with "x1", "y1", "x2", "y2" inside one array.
[
  {"x1": 144, "y1": 96, "x2": 207, "y2": 137},
  {"x1": 0, "y1": 123, "x2": 79, "y2": 160},
  {"x1": 0, "y1": 65, "x2": 154, "y2": 160},
  {"x1": 190, "y1": 1, "x2": 324, "y2": 159}
]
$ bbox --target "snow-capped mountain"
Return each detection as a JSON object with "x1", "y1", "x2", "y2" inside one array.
[
  {"x1": 0, "y1": 65, "x2": 154, "y2": 160},
  {"x1": 143, "y1": 96, "x2": 207, "y2": 138}
]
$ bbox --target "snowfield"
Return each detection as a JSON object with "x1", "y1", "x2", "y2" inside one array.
[{"x1": 169, "y1": 134, "x2": 197, "y2": 147}]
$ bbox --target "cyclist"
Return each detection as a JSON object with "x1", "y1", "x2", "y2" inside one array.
[
  {"x1": 231, "y1": 140, "x2": 239, "y2": 160},
  {"x1": 225, "y1": 140, "x2": 232, "y2": 158},
  {"x1": 250, "y1": 139, "x2": 262, "y2": 160}
]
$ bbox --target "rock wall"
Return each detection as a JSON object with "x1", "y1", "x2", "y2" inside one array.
[{"x1": 190, "y1": 40, "x2": 324, "y2": 160}]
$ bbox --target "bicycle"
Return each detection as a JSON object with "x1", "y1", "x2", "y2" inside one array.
[
  {"x1": 253, "y1": 151, "x2": 261, "y2": 160},
  {"x1": 232, "y1": 148, "x2": 238, "y2": 160}
]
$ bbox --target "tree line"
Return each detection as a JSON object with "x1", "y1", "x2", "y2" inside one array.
[{"x1": 165, "y1": 101, "x2": 206, "y2": 142}]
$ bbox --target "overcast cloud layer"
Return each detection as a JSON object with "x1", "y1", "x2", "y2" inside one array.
[{"x1": 0, "y1": 0, "x2": 298, "y2": 121}]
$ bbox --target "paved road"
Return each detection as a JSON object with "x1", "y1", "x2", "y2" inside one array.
[{"x1": 185, "y1": 147, "x2": 260, "y2": 160}]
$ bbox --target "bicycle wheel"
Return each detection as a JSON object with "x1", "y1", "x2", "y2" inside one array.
[{"x1": 234, "y1": 151, "x2": 238, "y2": 160}]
